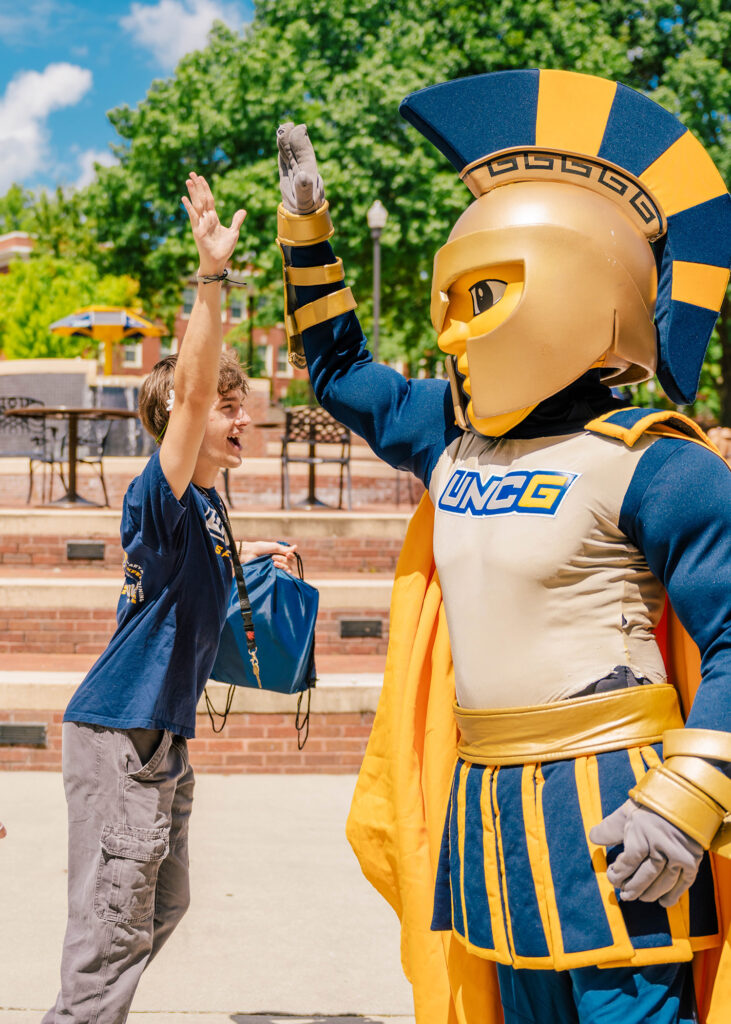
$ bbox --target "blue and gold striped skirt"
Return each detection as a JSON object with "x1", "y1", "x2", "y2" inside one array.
[{"x1": 432, "y1": 689, "x2": 721, "y2": 970}]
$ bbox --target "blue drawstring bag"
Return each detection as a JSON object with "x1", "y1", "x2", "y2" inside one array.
[
  {"x1": 202, "y1": 493, "x2": 319, "y2": 746},
  {"x1": 210, "y1": 551, "x2": 318, "y2": 695}
]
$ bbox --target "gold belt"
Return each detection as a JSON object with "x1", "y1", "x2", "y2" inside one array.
[{"x1": 454, "y1": 684, "x2": 684, "y2": 766}]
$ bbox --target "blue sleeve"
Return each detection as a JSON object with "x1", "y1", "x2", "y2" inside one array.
[
  {"x1": 122, "y1": 450, "x2": 187, "y2": 554},
  {"x1": 291, "y1": 242, "x2": 460, "y2": 486},
  {"x1": 619, "y1": 439, "x2": 731, "y2": 735}
]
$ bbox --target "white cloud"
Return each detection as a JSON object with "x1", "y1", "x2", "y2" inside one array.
[
  {"x1": 75, "y1": 148, "x2": 118, "y2": 189},
  {"x1": 0, "y1": 2, "x2": 64, "y2": 42},
  {"x1": 0, "y1": 63, "x2": 92, "y2": 192},
  {"x1": 120, "y1": 0, "x2": 245, "y2": 69}
]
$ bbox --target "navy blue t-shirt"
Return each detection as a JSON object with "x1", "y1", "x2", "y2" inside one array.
[{"x1": 64, "y1": 452, "x2": 233, "y2": 737}]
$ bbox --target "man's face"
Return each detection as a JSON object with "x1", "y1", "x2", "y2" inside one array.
[{"x1": 199, "y1": 388, "x2": 250, "y2": 471}]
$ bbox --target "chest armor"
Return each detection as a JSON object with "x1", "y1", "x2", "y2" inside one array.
[{"x1": 429, "y1": 429, "x2": 666, "y2": 708}]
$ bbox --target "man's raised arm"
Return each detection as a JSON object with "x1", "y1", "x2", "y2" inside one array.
[{"x1": 160, "y1": 172, "x2": 245, "y2": 499}]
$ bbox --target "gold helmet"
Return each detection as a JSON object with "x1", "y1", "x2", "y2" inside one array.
[{"x1": 400, "y1": 70, "x2": 730, "y2": 436}]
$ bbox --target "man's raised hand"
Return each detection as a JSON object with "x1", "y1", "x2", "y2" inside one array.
[
  {"x1": 277, "y1": 123, "x2": 325, "y2": 215},
  {"x1": 181, "y1": 172, "x2": 246, "y2": 276}
]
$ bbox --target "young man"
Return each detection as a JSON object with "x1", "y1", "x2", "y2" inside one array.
[{"x1": 44, "y1": 173, "x2": 292, "y2": 1023}]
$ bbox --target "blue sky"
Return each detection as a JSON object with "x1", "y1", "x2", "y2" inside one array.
[{"x1": 0, "y1": 0, "x2": 254, "y2": 194}]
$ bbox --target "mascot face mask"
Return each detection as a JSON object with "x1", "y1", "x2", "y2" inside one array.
[
  {"x1": 400, "y1": 69, "x2": 730, "y2": 436},
  {"x1": 434, "y1": 181, "x2": 659, "y2": 432}
]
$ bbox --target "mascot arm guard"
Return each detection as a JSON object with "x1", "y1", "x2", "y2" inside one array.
[
  {"x1": 277, "y1": 201, "x2": 356, "y2": 368},
  {"x1": 632, "y1": 729, "x2": 731, "y2": 853},
  {"x1": 276, "y1": 205, "x2": 458, "y2": 481}
]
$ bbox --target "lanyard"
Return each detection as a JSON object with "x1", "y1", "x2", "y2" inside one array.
[{"x1": 196, "y1": 485, "x2": 261, "y2": 688}]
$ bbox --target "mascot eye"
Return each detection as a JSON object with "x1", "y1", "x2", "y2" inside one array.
[{"x1": 469, "y1": 279, "x2": 507, "y2": 316}]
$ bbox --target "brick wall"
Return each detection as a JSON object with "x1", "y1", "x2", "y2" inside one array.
[
  {"x1": 0, "y1": 608, "x2": 390, "y2": 657},
  {"x1": 0, "y1": 465, "x2": 423, "y2": 510},
  {"x1": 0, "y1": 708, "x2": 375, "y2": 773},
  {"x1": 0, "y1": 534, "x2": 406, "y2": 573},
  {"x1": 314, "y1": 610, "x2": 390, "y2": 656},
  {"x1": 0, "y1": 536, "x2": 102, "y2": 567},
  {"x1": 0, "y1": 609, "x2": 117, "y2": 656},
  {"x1": 227, "y1": 468, "x2": 423, "y2": 510}
]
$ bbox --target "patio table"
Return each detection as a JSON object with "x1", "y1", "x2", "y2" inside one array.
[{"x1": 3, "y1": 405, "x2": 138, "y2": 507}]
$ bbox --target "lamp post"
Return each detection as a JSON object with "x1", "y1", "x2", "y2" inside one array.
[
  {"x1": 239, "y1": 266, "x2": 255, "y2": 374},
  {"x1": 245, "y1": 277, "x2": 256, "y2": 372},
  {"x1": 367, "y1": 199, "x2": 388, "y2": 362}
]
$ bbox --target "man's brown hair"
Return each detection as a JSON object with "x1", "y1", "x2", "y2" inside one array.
[{"x1": 139, "y1": 349, "x2": 248, "y2": 442}]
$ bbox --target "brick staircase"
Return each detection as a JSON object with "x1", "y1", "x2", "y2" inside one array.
[
  {"x1": 0, "y1": 441, "x2": 424, "y2": 510},
  {"x1": 0, "y1": 498, "x2": 414, "y2": 773}
]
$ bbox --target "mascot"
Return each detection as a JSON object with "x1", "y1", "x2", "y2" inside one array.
[{"x1": 275, "y1": 69, "x2": 731, "y2": 1023}]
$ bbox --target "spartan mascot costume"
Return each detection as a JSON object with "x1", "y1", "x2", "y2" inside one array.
[{"x1": 275, "y1": 70, "x2": 731, "y2": 1023}]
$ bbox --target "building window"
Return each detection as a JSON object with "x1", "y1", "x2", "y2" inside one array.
[
  {"x1": 229, "y1": 296, "x2": 244, "y2": 321},
  {"x1": 256, "y1": 344, "x2": 270, "y2": 376},
  {"x1": 181, "y1": 286, "x2": 195, "y2": 316},
  {"x1": 276, "y1": 345, "x2": 289, "y2": 374},
  {"x1": 123, "y1": 344, "x2": 143, "y2": 368}
]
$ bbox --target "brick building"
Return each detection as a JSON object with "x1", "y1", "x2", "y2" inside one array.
[
  {"x1": 174, "y1": 275, "x2": 300, "y2": 401},
  {"x1": 0, "y1": 232, "x2": 33, "y2": 270},
  {"x1": 0, "y1": 232, "x2": 303, "y2": 398}
]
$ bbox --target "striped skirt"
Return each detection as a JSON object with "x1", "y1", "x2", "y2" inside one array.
[{"x1": 432, "y1": 745, "x2": 721, "y2": 970}]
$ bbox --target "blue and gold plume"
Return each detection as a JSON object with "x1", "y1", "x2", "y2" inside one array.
[{"x1": 400, "y1": 70, "x2": 730, "y2": 406}]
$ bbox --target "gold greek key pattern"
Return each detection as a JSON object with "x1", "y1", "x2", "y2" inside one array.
[{"x1": 461, "y1": 147, "x2": 665, "y2": 240}]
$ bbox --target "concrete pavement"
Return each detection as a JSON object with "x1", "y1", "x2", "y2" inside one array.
[
  {"x1": 0, "y1": 1016, "x2": 414, "y2": 1024},
  {"x1": 0, "y1": 772, "x2": 415, "y2": 1023}
]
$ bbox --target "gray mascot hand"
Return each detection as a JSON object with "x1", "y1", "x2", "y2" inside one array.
[
  {"x1": 589, "y1": 798, "x2": 703, "y2": 907},
  {"x1": 277, "y1": 122, "x2": 325, "y2": 216}
]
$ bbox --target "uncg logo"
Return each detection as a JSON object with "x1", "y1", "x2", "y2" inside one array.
[
  {"x1": 121, "y1": 556, "x2": 145, "y2": 604},
  {"x1": 438, "y1": 468, "x2": 579, "y2": 518}
]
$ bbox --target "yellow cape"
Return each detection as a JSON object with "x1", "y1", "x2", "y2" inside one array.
[{"x1": 346, "y1": 494, "x2": 731, "y2": 1024}]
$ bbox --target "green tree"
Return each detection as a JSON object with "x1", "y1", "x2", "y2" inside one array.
[
  {"x1": 27, "y1": 186, "x2": 104, "y2": 264},
  {"x1": 0, "y1": 184, "x2": 35, "y2": 234},
  {"x1": 0, "y1": 255, "x2": 140, "y2": 359},
  {"x1": 11, "y1": 1, "x2": 729, "y2": 413},
  {"x1": 223, "y1": 322, "x2": 267, "y2": 377}
]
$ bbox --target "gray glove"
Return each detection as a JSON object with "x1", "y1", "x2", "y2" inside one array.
[
  {"x1": 589, "y1": 798, "x2": 703, "y2": 907},
  {"x1": 277, "y1": 122, "x2": 325, "y2": 215}
]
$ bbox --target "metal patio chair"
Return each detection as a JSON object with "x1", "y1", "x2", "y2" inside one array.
[
  {"x1": 280, "y1": 406, "x2": 352, "y2": 510},
  {"x1": 60, "y1": 418, "x2": 113, "y2": 507},
  {"x1": 0, "y1": 396, "x2": 63, "y2": 503}
]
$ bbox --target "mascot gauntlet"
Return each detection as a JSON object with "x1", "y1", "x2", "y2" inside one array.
[
  {"x1": 276, "y1": 122, "x2": 356, "y2": 367},
  {"x1": 591, "y1": 728, "x2": 731, "y2": 908},
  {"x1": 632, "y1": 728, "x2": 731, "y2": 853}
]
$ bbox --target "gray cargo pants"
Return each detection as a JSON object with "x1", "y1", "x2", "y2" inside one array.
[{"x1": 44, "y1": 721, "x2": 195, "y2": 1023}]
